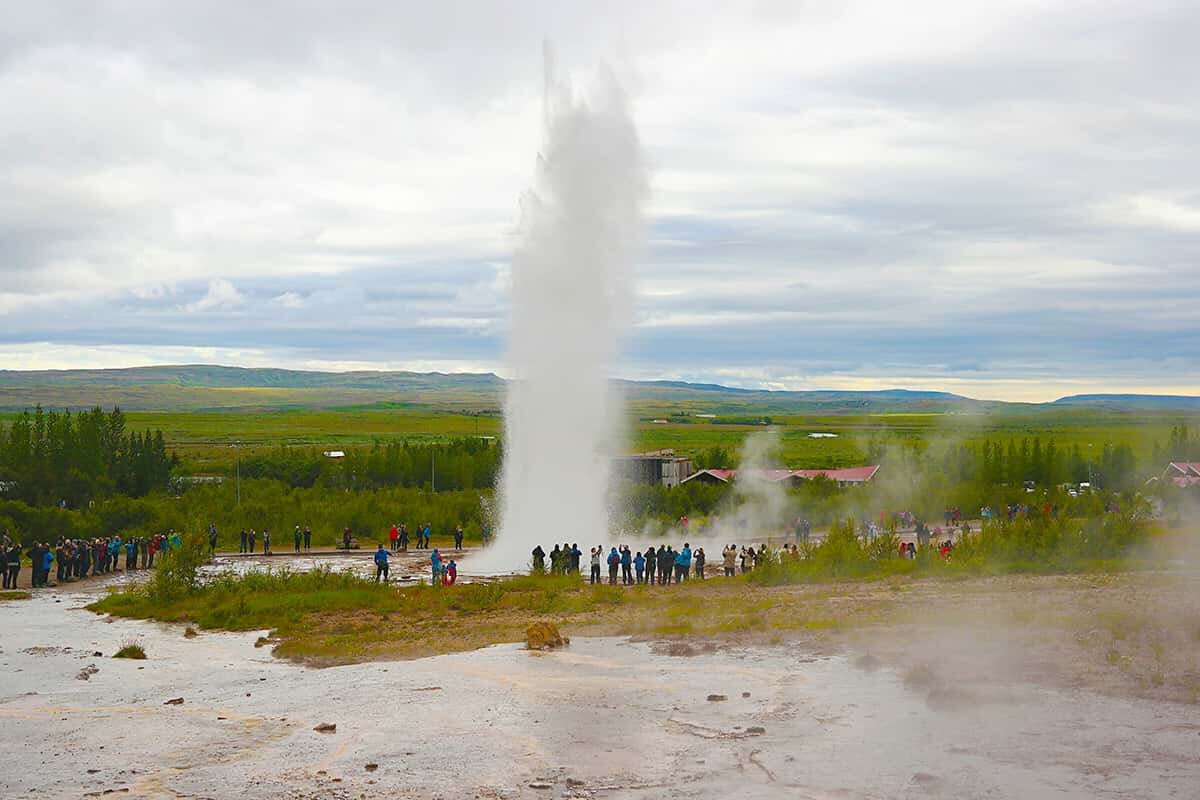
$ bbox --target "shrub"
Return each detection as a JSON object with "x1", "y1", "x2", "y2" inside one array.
[{"x1": 114, "y1": 638, "x2": 146, "y2": 659}]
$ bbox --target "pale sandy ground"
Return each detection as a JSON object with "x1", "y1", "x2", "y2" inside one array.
[{"x1": 2, "y1": 561, "x2": 1199, "y2": 800}]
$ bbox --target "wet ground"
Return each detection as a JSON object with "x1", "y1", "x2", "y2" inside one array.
[{"x1": 3, "y1": 576, "x2": 1199, "y2": 799}]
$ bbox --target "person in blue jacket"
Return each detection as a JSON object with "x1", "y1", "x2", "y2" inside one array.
[
  {"x1": 373, "y1": 544, "x2": 390, "y2": 583},
  {"x1": 42, "y1": 546, "x2": 55, "y2": 587},
  {"x1": 674, "y1": 543, "x2": 692, "y2": 583},
  {"x1": 620, "y1": 546, "x2": 633, "y2": 585},
  {"x1": 430, "y1": 548, "x2": 443, "y2": 586},
  {"x1": 634, "y1": 551, "x2": 646, "y2": 584},
  {"x1": 125, "y1": 538, "x2": 138, "y2": 570},
  {"x1": 607, "y1": 547, "x2": 620, "y2": 585}
]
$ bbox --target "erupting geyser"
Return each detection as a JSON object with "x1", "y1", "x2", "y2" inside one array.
[{"x1": 474, "y1": 51, "x2": 645, "y2": 572}]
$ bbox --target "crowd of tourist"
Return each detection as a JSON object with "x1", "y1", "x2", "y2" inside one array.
[
  {"x1": 525, "y1": 540, "x2": 824, "y2": 585},
  {"x1": 381, "y1": 522, "x2": 463, "y2": 552},
  {"x1": 1, "y1": 529, "x2": 183, "y2": 589}
]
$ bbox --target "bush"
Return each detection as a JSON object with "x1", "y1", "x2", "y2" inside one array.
[
  {"x1": 113, "y1": 638, "x2": 146, "y2": 659},
  {"x1": 145, "y1": 530, "x2": 207, "y2": 601}
]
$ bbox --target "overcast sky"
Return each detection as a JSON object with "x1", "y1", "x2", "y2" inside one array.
[{"x1": 2, "y1": 1, "x2": 1197, "y2": 401}]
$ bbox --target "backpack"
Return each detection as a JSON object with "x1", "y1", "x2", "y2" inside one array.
[{"x1": 608, "y1": 551, "x2": 619, "y2": 566}]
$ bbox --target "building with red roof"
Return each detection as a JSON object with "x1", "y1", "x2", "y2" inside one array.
[
  {"x1": 682, "y1": 465, "x2": 879, "y2": 488},
  {"x1": 1162, "y1": 462, "x2": 1200, "y2": 487}
]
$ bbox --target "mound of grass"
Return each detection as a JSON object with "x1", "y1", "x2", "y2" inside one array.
[
  {"x1": 113, "y1": 639, "x2": 147, "y2": 659},
  {"x1": 0, "y1": 590, "x2": 32, "y2": 601}
]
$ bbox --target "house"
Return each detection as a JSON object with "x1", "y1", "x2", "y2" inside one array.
[
  {"x1": 1162, "y1": 462, "x2": 1200, "y2": 487},
  {"x1": 682, "y1": 465, "x2": 880, "y2": 488},
  {"x1": 612, "y1": 449, "x2": 694, "y2": 488}
]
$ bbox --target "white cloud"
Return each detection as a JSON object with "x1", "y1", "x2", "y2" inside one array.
[
  {"x1": 0, "y1": 1, "x2": 1197, "y2": 399},
  {"x1": 186, "y1": 279, "x2": 245, "y2": 312},
  {"x1": 273, "y1": 292, "x2": 305, "y2": 309}
]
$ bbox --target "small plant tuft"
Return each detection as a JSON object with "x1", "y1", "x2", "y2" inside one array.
[{"x1": 113, "y1": 638, "x2": 147, "y2": 659}]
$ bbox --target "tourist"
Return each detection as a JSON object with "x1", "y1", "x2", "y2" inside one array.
[
  {"x1": 634, "y1": 550, "x2": 645, "y2": 583},
  {"x1": 398, "y1": 524, "x2": 408, "y2": 551},
  {"x1": 658, "y1": 546, "x2": 673, "y2": 585},
  {"x1": 677, "y1": 543, "x2": 692, "y2": 583},
  {"x1": 389, "y1": 523, "x2": 400, "y2": 552},
  {"x1": 125, "y1": 537, "x2": 137, "y2": 570},
  {"x1": 374, "y1": 544, "x2": 390, "y2": 583},
  {"x1": 454, "y1": 525, "x2": 464, "y2": 551},
  {"x1": 570, "y1": 543, "x2": 581, "y2": 574},
  {"x1": 531, "y1": 544, "x2": 545, "y2": 572},
  {"x1": 40, "y1": 544, "x2": 54, "y2": 587},
  {"x1": 262, "y1": 529, "x2": 271, "y2": 555},
  {"x1": 722, "y1": 545, "x2": 736, "y2": 577},
  {"x1": 5, "y1": 542, "x2": 20, "y2": 589},
  {"x1": 620, "y1": 546, "x2": 632, "y2": 585},
  {"x1": 430, "y1": 548, "x2": 443, "y2": 585},
  {"x1": 342, "y1": 527, "x2": 351, "y2": 550},
  {"x1": 445, "y1": 559, "x2": 458, "y2": 585},
  {"x1": 303, "y1": 526, "x2": 312, "y2": 551},
  {"x1": 239, "y1": 528, "x2": 248, "y2": 554},
  {"x1": 423, "y1": 522, "x2": 432, "y2": 549},
  {"x1": 589, "y1": 547, "x2": 601, "y2": 584},
  {"x1": 550, "y1": 544, "x2": 563, "y2": 574},
  {"x1": 644, "y1": 545, "x2": 657, "y2": 584},
  {"x1": 607, "y1": 547, "x2": 620, "y2": 585},
  {"x1": 208, "y1": 524, "x2": 218, "y2": 554},
  {"x1": 294, "y1": 525, "x2": 303, "y2": 553},
  {"x1": 248, "y1": 529, "x2": 257, "y2": 554}
]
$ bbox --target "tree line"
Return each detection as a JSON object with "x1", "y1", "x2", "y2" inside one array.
[
  {"x1": 234, "y1": 437, "x2": 501, "y2": 491},
  {"x1": 1153, "y1": 424, "x2": 1200, "y2": 464},
  {"x1": 0, "y1": 406, "x2": 175, "y2": 507},
  {"x1": 937, "y1": 437, "x2": 1137, "y2": 491}
]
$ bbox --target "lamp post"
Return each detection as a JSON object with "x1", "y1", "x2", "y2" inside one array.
[{"x1": 234, "y1": 440, "x2": 241, "y2": 506}]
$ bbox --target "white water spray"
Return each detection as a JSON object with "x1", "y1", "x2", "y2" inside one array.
[{"x1": 474, "y1": 51, "x2": 645, "y2": 572}]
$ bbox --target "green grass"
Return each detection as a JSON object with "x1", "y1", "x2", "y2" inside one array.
[
  {"x1": 4, "y1": 403, "x2": 1186, "y2": 473},
  {"x1": 88, "y1": 508, "x2": 1158, "y2": 665},
  {"x1": 113, "y1": 640, "x2": 147, "y2": 659},
  {"x1": 0, "y1": 590, "x2": 32, "y2": 601}
]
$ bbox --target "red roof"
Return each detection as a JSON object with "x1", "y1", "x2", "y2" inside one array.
[
  {"x1": 683, "y1": 465, "x2": 879, "y2": 484},
  {"x1": 792, "y1": 465, "x2": 880, "y2": 482},
  {"x1": 1164, "y1": 462, "x2": 1200, "y2": 487}
]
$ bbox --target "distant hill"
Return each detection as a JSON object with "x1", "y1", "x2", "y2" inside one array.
[
  {"x1": 0, "y1": 365, "x2": 503, "y2": 392},
  {"x1": 1052, "y1": 394, "x2": 1200, "y2": 410},
  {"x1": 0, "y1": 365, "x2": 1194, "y2": 414}
]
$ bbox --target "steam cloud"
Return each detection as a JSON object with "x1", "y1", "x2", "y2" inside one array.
[{"x1": 473, "y1": 49, "x2": 646, "y2": 572}]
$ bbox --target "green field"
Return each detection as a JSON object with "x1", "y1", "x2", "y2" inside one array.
[
  {"x1": 136, "y1": 406, "x2": 1200, "y2": 471},
  {"x1": 0, "y1": 403, "x2": 1187, "y2": 475},
  {"x1": 2, "y1": 365, "x2": 1196, "y2": 475}
]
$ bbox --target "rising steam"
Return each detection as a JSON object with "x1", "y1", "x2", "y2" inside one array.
[{"x1": 473, "y1": 49, "x2": 646, "y2": 572}]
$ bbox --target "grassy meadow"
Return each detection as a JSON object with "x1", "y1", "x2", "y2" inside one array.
[{"x1": 1, "y1": 402, "x2": 1185, "y2": 473}]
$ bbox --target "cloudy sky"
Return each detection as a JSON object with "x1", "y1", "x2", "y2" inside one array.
[{"x1": 2, "y1": 1, "x2": 1197, "y2": 401}]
